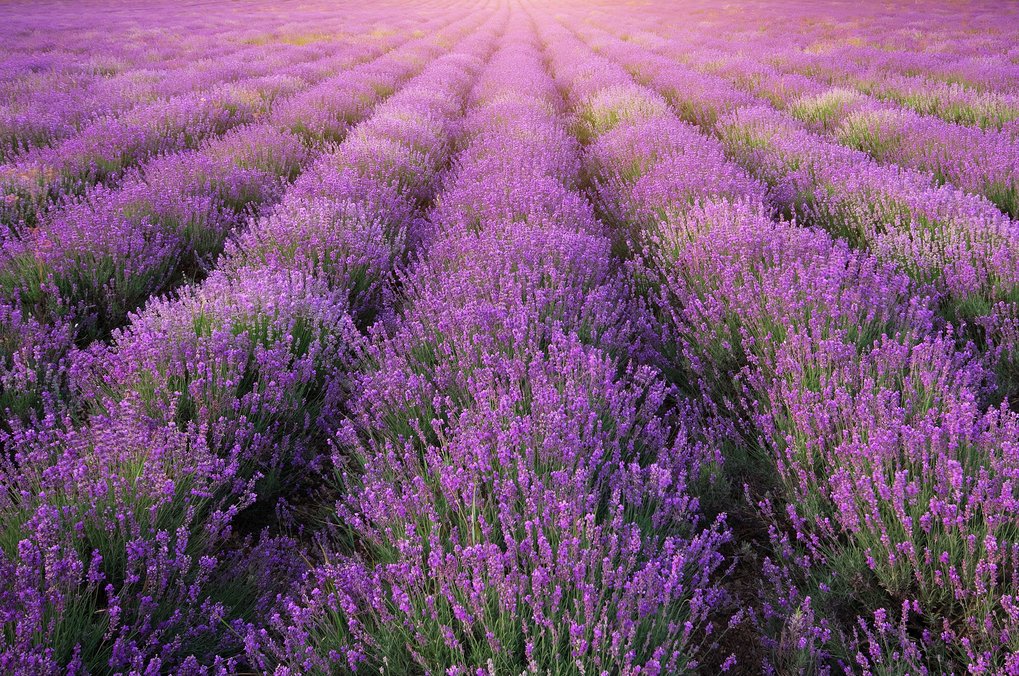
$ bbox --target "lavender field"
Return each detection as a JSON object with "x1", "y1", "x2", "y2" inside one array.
[{"x1": 2, "y1": 0, "x2": 1019, "y2": 673}]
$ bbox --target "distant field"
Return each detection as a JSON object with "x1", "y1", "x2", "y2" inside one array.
[{"x1": 1, "y1": 0, "x2": 1018, "y2": 673}]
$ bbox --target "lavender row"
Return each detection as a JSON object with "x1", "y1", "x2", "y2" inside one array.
[
  {"x1": 0, "y1": 8, "x2": 501, "y2": 673},
  {"x1": 554, "y1": 11, "x2": 1019, "y2": 672},
  {"x1": 219, "y1": 10, "x2": 498, "y2": 324},
  {"x1": 0, "y1": 19, "x2": 420, "y2": 234},
  {"x1": 0, "y1": 14, "x2": 410, "y2": 163},
  {"x1": 609, "y1": 32, "x2": 1019, "y2": 224},
  {"x1": 1, "y1": 7, "x2": 470, "y2": 331},
  {"x1": 664, "y1": 0, "x2": 1019, "y2": 85},
  {"x1": 764, "y1": 48, "x2": 1019, "y2": 132},
  {"x1": 0, "y1": 11, "x2": 478, "y2": 433},
  {"x1": 0, "y1": 0, "x2": 426, "y2": 87},
  {"x1": 249, "y1": 15, "x2": 730, "y2": 673},
  {"x1": 576, "y1": 19, "x2": 1019, "y2": 405},
  {"x1": 605, "y1": 22, "x2": 1019, "y2": 220},
  {"x1": 0, "y1": 7, "x2": 468, "y2": 408},
  {"x1": 617, "y1": 2, "x2": 1019, "y2": 130},
  {"x1": 88, "y1": 0, "x2": 498, "y2": 539}
]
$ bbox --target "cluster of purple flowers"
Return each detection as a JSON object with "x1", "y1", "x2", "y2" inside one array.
[
  {"x1": 577, "y1": 18, "x2": 1019, "y2": 409},
  {"x1": 552, "y1": 7, "x2": 1019, "y2": 672},
  {"x1": 0, "y1": 6, "x2": 503, "y2": 673},
  {"x1": 0, "y1": 5, "x2": 386, "y2": 161},
  {"x1": 250, "y1": 16, "x2": 732, "y2": 674},
  {"x1": 656, "y1": 48, "x2": 1019, "y2": 220},
  {"x1": 601, "y1": 0, "x2": 1019, "y2": 131},
  {"x1": 222, "y1": 10, "x2": 499, "y2": 323},
  {"x1": 0, "y1": 10, "x2": 485, "y2": 436},
  {"x1": 0, "y1": 7, "x2": 478, "y2": 235}
]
